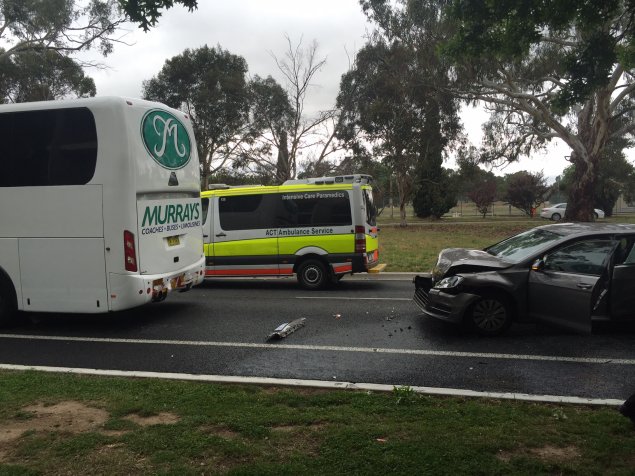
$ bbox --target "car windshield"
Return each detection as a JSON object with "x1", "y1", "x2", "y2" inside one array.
[{"x1": 485, "y1": 228, "x2": 563, "y2": 263}]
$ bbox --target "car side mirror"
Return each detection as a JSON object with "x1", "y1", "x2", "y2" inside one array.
[{"x1": 531, "y1": 258, "x2": 545, "y2": 272}]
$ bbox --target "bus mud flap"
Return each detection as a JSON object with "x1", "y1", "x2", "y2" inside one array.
[{"x1": 267, "y1": 318, "x2": 306, "y2": 340}]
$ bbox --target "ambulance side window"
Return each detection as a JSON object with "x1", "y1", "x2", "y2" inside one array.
[
  {"x1": 218, "y1": 194, "x2": 278, "y2": 230},
  {"x1": 279, "y1": 193, "x2": 352, "y2": 227}
]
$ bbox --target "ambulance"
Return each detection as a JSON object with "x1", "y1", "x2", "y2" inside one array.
[{"x1": 200, "y1": 175, "x2": 380, "y2": 289}]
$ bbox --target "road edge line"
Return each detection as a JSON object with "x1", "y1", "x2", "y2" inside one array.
[{"x1": 0, "y1": 363, "x2": 624, "y2": 407}]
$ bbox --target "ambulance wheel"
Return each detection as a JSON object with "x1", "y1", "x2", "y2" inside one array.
[{"x1": 297, "y1": 260, "x2": 328, "y2": 290}]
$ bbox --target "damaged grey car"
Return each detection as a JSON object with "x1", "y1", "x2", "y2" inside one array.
[{"x1": 413, "y1": 223, "x2": 635, "y2": 336}]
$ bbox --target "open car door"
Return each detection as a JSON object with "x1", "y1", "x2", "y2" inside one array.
[
  {"x1": 527, "y1": 238, "x2": 617, "y2": 333},
  {"x1": 608, "y1": 236, "x2": 635, "y2": 320}
]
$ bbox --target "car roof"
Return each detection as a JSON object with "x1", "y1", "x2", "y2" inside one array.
[{"x1": 536, "y1": 222, "x2": 635, "y2": 237}]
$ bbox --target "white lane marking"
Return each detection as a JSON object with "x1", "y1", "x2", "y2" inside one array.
[
  {"x1": 0, "y1": 363, "x2": 624, "y2": 407},
  {"x1": 0, "y1": 334, "x2": 634, "y2": 365},
  {"x1": 296, "y1": 296, "x2": 411, "y2": 301}
]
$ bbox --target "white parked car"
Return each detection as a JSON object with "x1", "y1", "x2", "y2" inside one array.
[{"x1": 540, "y1": 203, "x2": 605, "y2": 221}]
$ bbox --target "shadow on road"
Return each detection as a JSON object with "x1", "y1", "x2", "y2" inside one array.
[
  {"x1": 7, "y1": 300, "x2": 199, "y2": 334},
  {"x1": 198, "y1": 277, "x2": 386, "y2": 292},
  {"x1": 410, "y1": 310, "x2": 635, "y2": 357}
]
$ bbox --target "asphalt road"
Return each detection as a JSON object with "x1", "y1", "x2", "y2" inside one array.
[{"x1": 0, "y1": 274, "x2": 634, "y2": 401}]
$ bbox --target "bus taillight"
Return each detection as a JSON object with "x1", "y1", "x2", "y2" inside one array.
[
  {"x1": 354, "y1": 226, "x2": 366, "y2": 253},
  {"x1": 124, "y1": 230, "x2": 138, "y2": 272}
]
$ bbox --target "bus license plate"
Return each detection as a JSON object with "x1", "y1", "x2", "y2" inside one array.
[{"x1": 167, "y1": 236, "x2": 180, "y2": 247}]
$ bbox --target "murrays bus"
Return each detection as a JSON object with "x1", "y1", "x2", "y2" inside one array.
[{"x1": 0, "y1": 97, "x2": 205, "y2": 325}]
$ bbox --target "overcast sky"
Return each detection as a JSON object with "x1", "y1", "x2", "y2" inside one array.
[{"x1": 82, "y1": 0, "x2": 609, "y2": 181}]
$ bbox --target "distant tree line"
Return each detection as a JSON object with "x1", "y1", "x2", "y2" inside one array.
[{"x1": 3, "y1": 0, "x2": 635, "y2": 222}]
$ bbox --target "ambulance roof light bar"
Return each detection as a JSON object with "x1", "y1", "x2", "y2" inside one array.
[
  {"x1": 283, "y1": 174, "x2": 373, "y2": 186},
  {"x1": 207, "y1": 184, "x2": 265, "y2": 190}
]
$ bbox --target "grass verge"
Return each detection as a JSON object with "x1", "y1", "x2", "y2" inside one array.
[
  {"x1": 377, "y1": 215, "x2": 635, "y2": 272},
  {"x1": 378, "y1": 219, "x2": 537, "y2": 272},
  {"x1": 0, "y1": 371, "x2": 633, "y2": 475}
]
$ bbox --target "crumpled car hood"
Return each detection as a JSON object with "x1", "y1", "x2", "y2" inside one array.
[{"x1": 433, "y1": 248, "x2": 510, "y2": 281}]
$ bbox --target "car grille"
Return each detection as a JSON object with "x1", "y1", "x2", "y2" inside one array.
[
  {"x1": 413, "y1": 287, "x2": 429, "y2": 311},
  {"x1": 414, "y1": 287, "x2": 453, "y2": 317}
]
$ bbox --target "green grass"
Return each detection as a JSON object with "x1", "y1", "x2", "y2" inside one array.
[
  {"x1": 0, "y1": 371, "x2": 633, "y2": 475},
  {"x1": 378, "y1": 219, "x2": 538, "y2": 272},
  {"x1": 378, "y1": 215, "x2": 635, "y2": 272}
]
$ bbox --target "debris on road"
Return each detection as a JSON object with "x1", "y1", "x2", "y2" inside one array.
[{"x1": 267, "y1": 318, "x2": 306, "y2": 340}]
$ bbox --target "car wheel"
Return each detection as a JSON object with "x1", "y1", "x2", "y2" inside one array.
[
  {"x1": 594, "y1": 212, "x2": 599, "y2": 219},
  {"x1": 551, "y1": 212, "x2": 561, "y2": 221},
  {"x1": 297, "y1": 259, "x2": 328, "y2": 290},
  {"x1": 467, "y1": 293, "x2": 513, "y2": 336}
]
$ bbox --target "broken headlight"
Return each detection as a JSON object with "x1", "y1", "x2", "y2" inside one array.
[{"x1": 434, "y1": 275, "x2": 464, "y2": 290}]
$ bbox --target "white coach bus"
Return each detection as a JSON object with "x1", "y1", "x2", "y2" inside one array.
[{"x1": 0, "y1": 97, "x2": 205, "y2": 325}]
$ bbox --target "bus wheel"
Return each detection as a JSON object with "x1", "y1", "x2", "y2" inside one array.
[
  {"x1": 297, "y1": 260, "x2": 328, "y2": 290},
  {"x1": 0, "y1": 278, "x2": 17, "y2": 327}
]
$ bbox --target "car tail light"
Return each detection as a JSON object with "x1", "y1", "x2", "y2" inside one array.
[
  {"x1": 124, "y1": 230, "x2": 138, "y2": 272},
  {"x1": 355, "y1": 225, "x2": 366, "y2": 253}
]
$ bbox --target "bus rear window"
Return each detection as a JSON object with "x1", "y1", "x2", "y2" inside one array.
[{"x1": 0, "y1": 107, "x2": 97, "y2": 187}]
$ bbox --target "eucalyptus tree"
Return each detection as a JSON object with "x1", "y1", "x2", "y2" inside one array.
[
  {"x1": 0, "y1": 0, "x2": 198, "y2": 63},
  {"x1": 1, "y1": 0, "x2": 198, "y2": 105},
  {"x1": 558, "y1": 138, "x2": 635, "y2": 217},
  {"x1": 337, "y1": 40, "x2": 421, "y2": 226},
  {"x1": 444, "y1": 0, "x2": 635, "y2": 221},
  {"x1": 230, "y1": 36, "x2": 341, "y2": 183},
  {"x1": 268, "y1": 35, "x2": 340, "y2": 182},
  {"x1": 142, "y1": 45, "x2": 255, "y2": 188},
  {"x1": 0, "y1": 0, "x2": 124, "y2": 63},
  {"x1": 120, "y1": 0, "x2": 197, "y2": 31},
  {"x1": 0, "y1": 49, "x2": 96, "y2": 102},
  {"x1": 236, "y1": 74, "x2": 294, "y2": 182},
  {"x1": 338, "y1": 0, "x2": 462, "y2": 225}
]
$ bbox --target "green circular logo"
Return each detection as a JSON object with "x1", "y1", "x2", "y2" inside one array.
[{"x1": 141, "y1": 109, "x2": 192, "y2": 170}]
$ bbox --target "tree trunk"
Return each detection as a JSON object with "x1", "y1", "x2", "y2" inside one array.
[
  {"x1": 201, "y1": 171, "x2": 209, "y2": 190},
  {"x1": 565, "y1": 153, "x2": 598, "y2": 221},
  {"x1": 396, "y1": 172, "x2": 412, "y2": 227},
  {"x1": 276, "y1": 130, "x2": 291, "y2": 183}
]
